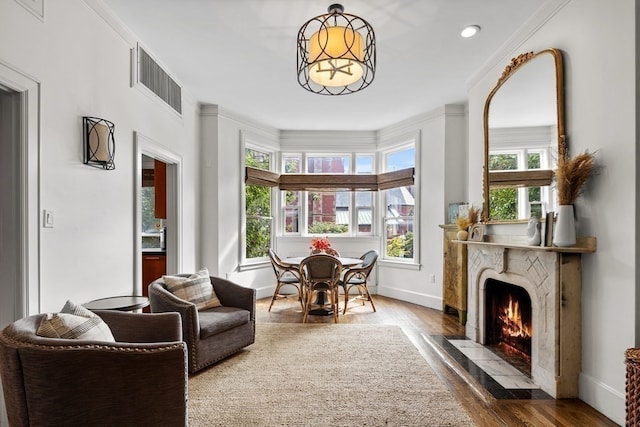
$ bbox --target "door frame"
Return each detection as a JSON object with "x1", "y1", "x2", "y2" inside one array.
[
  {"x1": 0, "y1": 61, "x2": 41, "y2": 319},
  {"x1": 134, "y1": 132, "x2": 182, "y2": 293}
]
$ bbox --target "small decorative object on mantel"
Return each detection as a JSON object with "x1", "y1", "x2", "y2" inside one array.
[
  {"x1": 455, "y1": 205, "x2": 479, "y2": 241},
  {"x1": 527, "y1": 215, "x2": 542, "y2": 246},
  {"x1": 309, "y1": 236, "x2": 339, "y2": 256},
  {"x1": 448, "y1": 202, "x2": 465, "y2": 224},
  {"x1": 553, "y1": 147, "x2": 595, "y2": 247},
  {"x1": 469, "y1": 224, "x2": 485, "y2": 242},
  {"x1": 455, "y1": 216, "x2": 471, "y2": 241},
  {"x1": 543, "y1": 211, "x2": 554, "y2": 247}
]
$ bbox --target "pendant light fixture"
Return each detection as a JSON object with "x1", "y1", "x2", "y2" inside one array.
[{"x1": 297, "y1": 4, "x2": 376, "y2": 95}]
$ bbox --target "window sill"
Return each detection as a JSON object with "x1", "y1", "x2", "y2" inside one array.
[
  {"x1": 377, "y1": 259, "x2": 421, "y2": 271},
  {"x1": 238, "y1": 260, "x2": 270, "y2": 272}
]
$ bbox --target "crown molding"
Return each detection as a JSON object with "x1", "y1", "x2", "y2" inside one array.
[
  {"x1": 378, "y1": 104, "x2": 466, "y2": 140},
  {"x1": 200, "y1": 104, "x2": 279, "y2": 139},
  {"x1": 466, "y1": 0, "x2": 571, "y2": 90}
]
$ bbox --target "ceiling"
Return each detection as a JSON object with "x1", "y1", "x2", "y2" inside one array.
[{"x1": 103, "y1": 0, "x2": 547, "y2": 131}]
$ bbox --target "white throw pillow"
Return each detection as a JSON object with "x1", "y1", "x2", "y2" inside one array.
[
  {"x1": 36, "y1": 300, "x2": 115, "y2": 342},
  {"x1": 163, "y1": 268, "x2": 222, "y2": 311}
]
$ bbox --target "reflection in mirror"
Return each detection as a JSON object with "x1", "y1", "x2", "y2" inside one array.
[{"x1": 482, "y1": 49, "x2": 565, "y2": 222}]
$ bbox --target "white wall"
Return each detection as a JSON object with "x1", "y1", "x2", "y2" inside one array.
[
  {"x1": 466, "y1": 0, "x2": 635, "y2": 423},
  {"x1": 0, "y1": 1, "x2": 201, "y2": 312},
  {"x1": 377, "y1": 105, "x2": 467, "y2": 309},
  {"x1": 199, "y1": 105, "x2": 280, "y2": 293}
]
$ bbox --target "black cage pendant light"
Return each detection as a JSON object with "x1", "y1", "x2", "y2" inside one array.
[{"x1": 297, "y1": 4, "x2": 376, "y2": 95}]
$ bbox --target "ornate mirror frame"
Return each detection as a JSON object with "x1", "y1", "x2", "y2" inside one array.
[{"x1": 481, "y1": 48, "x2": 565, "y2": 222}]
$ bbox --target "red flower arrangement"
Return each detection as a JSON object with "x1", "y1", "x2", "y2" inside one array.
[{"x1": 309, "y1": 236, "x2": 339, "y2": 256}]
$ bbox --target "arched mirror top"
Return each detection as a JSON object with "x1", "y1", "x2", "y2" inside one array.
[{"x1": 482, "y1": 48, "x2": 565, "y2": 223}]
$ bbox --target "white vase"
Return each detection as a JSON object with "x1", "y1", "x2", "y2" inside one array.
[
  {"x1": 553, "y1": 205, "x2": 576, "y2": 247},
  {"x1": 456, "y1": 230, "x2": 468, "y2": 241}
]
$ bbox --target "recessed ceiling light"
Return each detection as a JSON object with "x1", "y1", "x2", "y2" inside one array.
[{"x1": 460, "y1": 25, "x2": 481, "y2": 38}]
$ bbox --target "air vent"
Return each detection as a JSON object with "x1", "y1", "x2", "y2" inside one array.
[{"x1": 136, "y1": 44, "x2": 182, "y2": 115}]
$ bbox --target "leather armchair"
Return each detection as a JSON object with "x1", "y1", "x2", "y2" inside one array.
[
  {"x1": 0, "y1": 310, "x2": 187, "y2": 427},
  {"x1": 149, "y1": 275, "x2": 256, "y2": 373}
]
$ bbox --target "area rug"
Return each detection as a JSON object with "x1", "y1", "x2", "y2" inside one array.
[{"x1": 188, "y1": 323, "x2": 476, "y2": 426}]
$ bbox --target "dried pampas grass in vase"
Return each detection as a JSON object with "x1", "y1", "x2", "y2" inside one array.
[
  {"x1": 556, "y1": 147, "x2": 595, "y2": 205},
  {"x1": 553, "y1": 147, "x2": 595, "y2": 246}
]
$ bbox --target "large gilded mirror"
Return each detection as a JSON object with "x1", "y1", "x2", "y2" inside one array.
[{"x1": 482, "y1": 48, "x2": 565, "y2": 222}]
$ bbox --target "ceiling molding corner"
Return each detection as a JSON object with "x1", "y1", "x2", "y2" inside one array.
[{"x1": 466, "y1": 0, "x2": 572, "y2": 90}]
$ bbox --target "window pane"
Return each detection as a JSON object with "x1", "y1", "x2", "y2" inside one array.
[
  {"x1": 356, "y1": 192, "x2": 372, "y2": 233},
  {"x1": 307, "y1": 155, "x2": 349, "y2": 173},
  {"x1": 308, "y1": 191, "x2": 348, "y2": 234},
  {"x1": 283, "y1": 155, "x2": 301, "y2": 173},
  {"x1": 387, "y1": 148, "x2": 415, "y2": 171},
  {"x1": 355, "y1": 155, "x2": 374, "y2": 233},
  {"x1": 246, "y1": 148, "x2": 270, "y2": 170},
  {"x1": 356, "y1": 155, "x2": 373, "y2": 174},
  {"x1": 489, "y1": 154, "x2": 518, "y2": 171},
  {"x1": 284, "y1": 190, "x2": 299, "y2": 233},
  {"x1": 528, "y1": 152, "x2": 541, "y2": 169},
  {"x1": 282, "y1": 155, "x2": 301, "y2": 234},
  {"x1": 385, "y1": 217, "x2": 414, "y2": 259},
  {"x1": 246, "y1": 216, "x2": 272, "y2": 258},
  {"x1": 306, "y1": 156, "x2": 349, "y2": 234},
  {"x1": 489, "y1": 187, "x2": 517, "y2": 220},
  {"x1": 245, "y1": 148, "x2": 271, "y2": 259},
  {"x1": 385, "y1": 187, "x2": 415, "y2": 250},
  {"x1": 528, "y1": 186, "x2": 542, "y2": 218},
  {"x1": 246, "y1": 185, "x2": 270, "y2": 216}
]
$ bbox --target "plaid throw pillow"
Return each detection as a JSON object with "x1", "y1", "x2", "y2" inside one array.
[
  {"x1": 36, "y1": 300, "x2": 115, "y2": 342},
  {"x1": 163, "y1": 268, "x2": 222, "y2": 311}
]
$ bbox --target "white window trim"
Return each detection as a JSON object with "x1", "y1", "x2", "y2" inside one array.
[
  {"x1": 379, "y1": 131, "x2": 420, "y2": 265},
  {"x1": 240, "y1": 131, "x2": 278, "y2": 266}
]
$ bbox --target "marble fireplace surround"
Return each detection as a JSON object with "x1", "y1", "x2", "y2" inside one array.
[{"x1": 461, "y1": 237, "x2": 596, "y2": 398}]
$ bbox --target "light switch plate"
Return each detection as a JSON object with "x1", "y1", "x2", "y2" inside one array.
[{"x1": 43, "y1": 210, "x2": 54, "y2": 228}]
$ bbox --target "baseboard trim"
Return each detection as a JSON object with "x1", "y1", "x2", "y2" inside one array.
[
  {"x1": 579, "y1": 372, "x2": 625, "y2": 425},
  {"x1": 376, "y1": 286, "x2": 442, "y2": 310}
]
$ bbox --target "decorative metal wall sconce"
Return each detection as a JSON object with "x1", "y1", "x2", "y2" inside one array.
[{"x1": 83, "y1": 116, "x2": 115, "y2": 170}]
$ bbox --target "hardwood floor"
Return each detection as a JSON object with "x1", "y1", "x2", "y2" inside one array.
[{"x1": 257, "y1": 295, "x2": 618, "y2": 427}]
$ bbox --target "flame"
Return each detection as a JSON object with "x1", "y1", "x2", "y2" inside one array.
[{"x1": 498, "y1": 296, "x2": 531, "y2": 338}]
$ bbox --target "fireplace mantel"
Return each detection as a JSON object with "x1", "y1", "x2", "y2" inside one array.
[
  {"x1": 455, "y1": 235, "x2": 596, "y2": 254},
  {"x1": 462, "y1": 235, "x2": 595, "y2": 398}
]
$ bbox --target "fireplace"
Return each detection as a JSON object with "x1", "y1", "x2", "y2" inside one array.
[
  {"x1": 485, "y1": 278, "x2": 532, "y2": 374},
  {"x1": 464, "y1": 241, "x2": 585, "y2": 398}
]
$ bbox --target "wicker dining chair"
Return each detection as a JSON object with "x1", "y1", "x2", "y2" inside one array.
[
  {"x1": 340, "y1": 250, "x2": 378, "y2": 314},
  {"x1": 299, "y1": 254, "x2": 343, "y2": 323},
  {"x1": 268, "y1": 248, "x2": 303, "y2": 311}
]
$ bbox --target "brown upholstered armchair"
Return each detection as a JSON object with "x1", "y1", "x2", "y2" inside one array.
[
  {"x1": 149, "y1": 275, "x2": 256, "y2": 373},
  {"x1": 0, "y1": 310, "x2": 187, "y2": 426}
]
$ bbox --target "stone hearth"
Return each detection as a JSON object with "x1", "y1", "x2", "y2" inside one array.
[{"x1": 463, "y1": 238, "x2": 594, "y2": 398}]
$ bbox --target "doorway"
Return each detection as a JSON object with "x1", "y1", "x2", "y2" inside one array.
[
  {"x1": 0, "y1": 86, "x2": 22, "y2": 329},
  {"x1": 135, "y1": 133, "x2": 182, "y2": 296},
  {"x1": 0, "y1": 62, "x2": 40, "y2": 427}
]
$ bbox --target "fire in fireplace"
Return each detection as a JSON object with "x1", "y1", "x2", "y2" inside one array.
[{"x1": 485, "y1": 279, "x2": 532, "y2": 367}]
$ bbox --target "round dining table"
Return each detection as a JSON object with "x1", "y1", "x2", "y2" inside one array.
[
  {"x1": 280, "y1": 255, "x2": 363, "y2": 316},
  {"x1": 280, "y1": 256, "x2": 363, "y2": 269}
]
